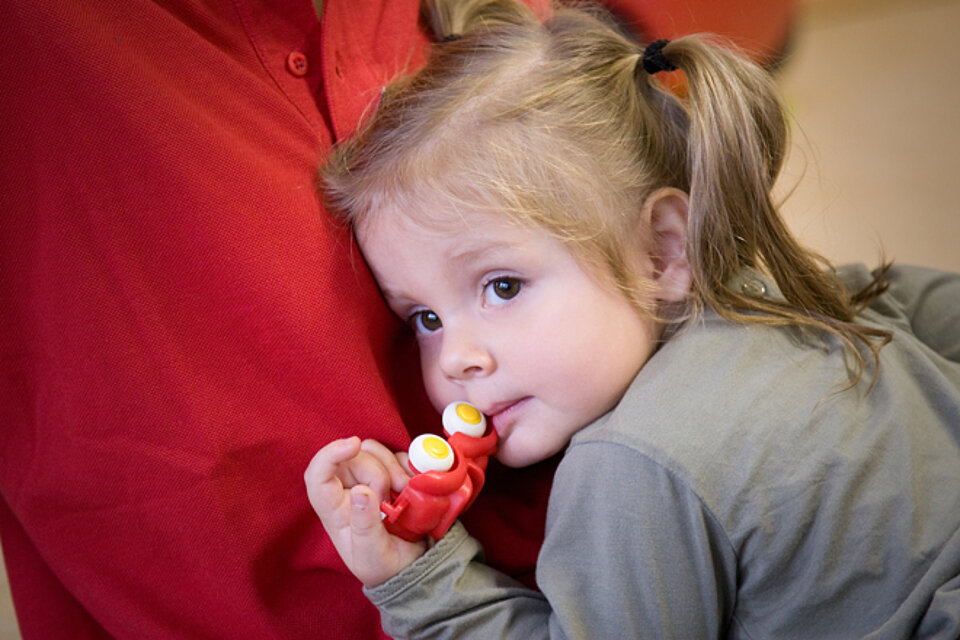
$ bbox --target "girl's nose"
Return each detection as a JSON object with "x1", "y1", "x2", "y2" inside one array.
[{"x1": 437, "y1": 326, "x2": 495, "y2": 381}]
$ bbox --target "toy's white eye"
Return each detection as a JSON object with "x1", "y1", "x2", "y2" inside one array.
[
  {"x1": 408, "y1": 434, "x2": 454, "y2": 473},
  {"x1": 442, "y1": 401, "x2": 486, "y2": 437}
]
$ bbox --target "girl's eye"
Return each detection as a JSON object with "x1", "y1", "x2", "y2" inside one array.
[
  {"x1": 483, "y1": 277, "x2": 522, "y2": 304},
  {"x1": 411, "y1": 309, "x2": 442, "y2": 334}
]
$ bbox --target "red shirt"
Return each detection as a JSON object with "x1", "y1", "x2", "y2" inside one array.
[
  {"x1": 0, "y1": 0, "x2": 792, "y2": 637},
  {"x1": 0, "y1": 0, "x2": 559, "y2": 636}
]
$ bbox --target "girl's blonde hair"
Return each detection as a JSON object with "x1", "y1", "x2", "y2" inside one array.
[{"x1": 321, "y1": 0, "x2": 891, "y2": 384}]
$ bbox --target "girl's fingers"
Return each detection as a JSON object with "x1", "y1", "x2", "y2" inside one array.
[
  {"x1": 304, "y1": 437, "x2": 363, "y2": 514},
  {"x1": 349, "y1": 485, "x2": 385, "y2": 534},
  {"x1": 347, "y1": 484, "x2": 427, "y2": 587},
  {"x1": 304, "y1": 437, "x2": 429, "y2": 588},
  {"x1": 343, "y1": 450, "x2": 394, "y2": 501},
  {"x1": 395, "y1": 451, "x2": 413, "y2": 477},
  {"x1": 361, "y1": 438, "x2": 413, "y2": 494},
  {"x1": 346, "y1": 485, "x2": 394, "y2": 586},
  {"x1": 304, "y1": 437, "x2": 402, "y2": 508}
]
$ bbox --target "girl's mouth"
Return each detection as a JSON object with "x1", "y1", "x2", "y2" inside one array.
[{"x1": 487, "y1": 396, "x2": 532, "y2": 435}]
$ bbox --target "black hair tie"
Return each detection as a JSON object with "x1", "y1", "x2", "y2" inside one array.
[
  {"x1": 641, "y1": 39, "x2": 677, "y2": 74},
  {"x1": 440, "y1": 34, "x2": 461, "y2": 43}
]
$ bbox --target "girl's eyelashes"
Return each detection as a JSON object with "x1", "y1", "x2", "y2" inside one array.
[
  {"x1": 482, "y1": 276, "x2": 523, "y2": 306},
  {"x1": 404, "y1": 276, "x2": 523, "y2": 334},
  {"x1": 409, "y1": 309, "x2": 442, "y2": 334}
]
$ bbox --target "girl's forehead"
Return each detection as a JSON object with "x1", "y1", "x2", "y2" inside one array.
[
  {"x1": 357, "y1": 203, "x2": 560, "y2": 270},
  {"x1": 359, "y1": 200, "x2": 523, "y2": 244}
]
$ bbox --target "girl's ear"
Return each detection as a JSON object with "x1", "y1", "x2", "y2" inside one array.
[{"x1": 642, "y1": 187, "x2": 692, "y2": 302}]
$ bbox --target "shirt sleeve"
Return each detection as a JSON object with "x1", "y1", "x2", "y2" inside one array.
[
  {"x1": 537, "y1": 441, "x2": 737, "y2": 639},
  {"x1": 366, "y1": 522, "x2": 552, "y2": 639},
  {"x1": 366, "y1": 441, "x2": 738, "y2": 639}
]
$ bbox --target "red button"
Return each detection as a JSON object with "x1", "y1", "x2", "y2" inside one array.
[{"x1": 286, "y1": 52, "x2": 308, "y2": 77}]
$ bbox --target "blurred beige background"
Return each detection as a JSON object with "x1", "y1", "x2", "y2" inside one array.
[
  {"x1": 776, "y1": 0, "x2": 960, "y2": 272},
  {"x1": 1, "y1": 0, "x2": 958, "y2": 637}
]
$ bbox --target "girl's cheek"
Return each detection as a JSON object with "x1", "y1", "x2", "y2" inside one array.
[{"x1": 420, "y1": 362, "x2": 449, "y2": 412}]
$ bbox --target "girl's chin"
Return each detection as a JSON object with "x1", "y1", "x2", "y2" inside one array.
[
  {"x1": 494, "y1": 451, "x2": 529, "y2": 468},
  {"x1": 493, "y1": 442, "x2": 554, "y2": 469}
]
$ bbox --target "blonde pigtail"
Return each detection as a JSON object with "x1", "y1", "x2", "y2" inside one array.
[{"x1": 646, "y1": 37, "x2": 891, "y2": 385}]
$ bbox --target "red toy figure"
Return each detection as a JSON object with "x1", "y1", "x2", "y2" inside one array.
[{"x1": 380, "y1": 402, "x2": 498, "y2": 542}]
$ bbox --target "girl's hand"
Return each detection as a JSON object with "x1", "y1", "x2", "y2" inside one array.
[{"x1": 304, "y1": 437, "x2": 427, "y2": 587}]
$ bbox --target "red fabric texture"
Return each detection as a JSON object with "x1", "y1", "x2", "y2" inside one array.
[
  {"x1": 1, "y1": 1, "x2": 436, "y2": 637},
  {"x1": 0, "y1": 0, "x2": 792, "y2": 637}
]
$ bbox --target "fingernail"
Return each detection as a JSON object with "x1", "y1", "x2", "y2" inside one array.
[{"x1": 351, "y1": 492, "x2": 369, "y2": 511}]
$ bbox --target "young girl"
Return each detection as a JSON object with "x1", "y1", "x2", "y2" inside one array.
[{"x1": 305, "y1": 0, "x2": 960, "y2": 637}]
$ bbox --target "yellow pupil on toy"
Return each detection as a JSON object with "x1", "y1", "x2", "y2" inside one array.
[
  {"x1": 456, "y1": 403, "x2": 482, "y2": 424},
  {"x1": 423, "y1": 436, "x2": 449, "y2": 459}
]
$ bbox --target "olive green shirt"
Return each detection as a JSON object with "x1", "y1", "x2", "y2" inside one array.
[{"x1": 367, "y1": 265, "x2": 960, "y2": 639}]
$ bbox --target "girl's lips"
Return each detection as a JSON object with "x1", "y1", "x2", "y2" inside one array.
[{"x1": 487, "y1": 397, "x2": 532, "y2": 435}]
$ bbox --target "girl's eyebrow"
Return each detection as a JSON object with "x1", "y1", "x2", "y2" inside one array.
[
  {"x1": 379, "y1": 286, "x2": 415, "y2": 310},
  {"x1": 446, "y1": 240, "x2": 519, "y2": 267}
]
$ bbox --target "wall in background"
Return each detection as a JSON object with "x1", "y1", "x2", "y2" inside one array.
[{"x1": 777, "y1": 0, "x2": 960, "y2": 272}]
